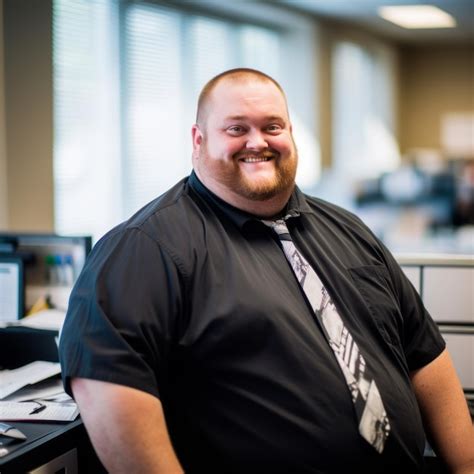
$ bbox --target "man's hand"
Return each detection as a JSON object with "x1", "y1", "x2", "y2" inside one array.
[
  {"x1": 72, "y1": 378, "x2": 184, "y2": 474},
  {"x1": 411, "y1": 349, "x2": 474, "y2": 473}
]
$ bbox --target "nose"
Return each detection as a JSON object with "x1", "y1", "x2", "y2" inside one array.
[{"x1": 245, "y1": 130, "x2": 268, "y2": 150}]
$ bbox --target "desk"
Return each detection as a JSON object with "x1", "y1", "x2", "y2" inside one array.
[{"x1": 0, "y1": 418, "x2": 105, "y2": 473}]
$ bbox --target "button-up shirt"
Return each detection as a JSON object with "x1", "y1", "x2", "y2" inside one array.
[{"x1": 60, "y1": 171, "x2": 445, "y2": 473}]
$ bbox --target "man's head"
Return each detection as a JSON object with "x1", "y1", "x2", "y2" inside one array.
[{"x1": 192, "y1": 68, "x2": 298, "y2": 217}]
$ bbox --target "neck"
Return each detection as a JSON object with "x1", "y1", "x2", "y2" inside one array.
[
  {"x1": 224, "y1": 190, "x2": 293, "y2": 218},
  {"x1": 195, "y1": 172, "x2": 294, "y2": 219}
]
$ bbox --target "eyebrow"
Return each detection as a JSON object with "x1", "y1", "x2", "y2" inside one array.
[{"x1": 224, "y1": 115, "x2": 286, "y2": 122}]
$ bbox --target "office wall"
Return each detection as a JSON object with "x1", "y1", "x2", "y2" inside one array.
[
  {"x1": 0, "y1": 1, "x2": 8, "y2": 229},
  {"x1": 399, "y1": 45, "x2": 474, "y2": 155},
  {"x1": 3, "y1": 0, "x2": 54, "y2": 232}
]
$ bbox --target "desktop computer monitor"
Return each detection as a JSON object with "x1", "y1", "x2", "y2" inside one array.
[{"x1": 0, "y1": 233, "x2": 92, "y2": 315}]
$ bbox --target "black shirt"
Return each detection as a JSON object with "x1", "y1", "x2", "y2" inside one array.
[{"x1": 59, "y1": 172, "x2": 445, "y2": 473}]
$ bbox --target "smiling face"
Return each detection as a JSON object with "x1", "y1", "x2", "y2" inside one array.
[{"x1": 192, "y1": 76, "x2": 298, "y2": 217}]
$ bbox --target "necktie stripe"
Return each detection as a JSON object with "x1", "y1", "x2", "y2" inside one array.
[
  {"x1": 265, "y1": 218, "x2": 390, "y2": 453},
  {"x1": 348, "y1": 343, "x2": 360, "y2": 375}
]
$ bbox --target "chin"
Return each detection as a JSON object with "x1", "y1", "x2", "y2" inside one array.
[{"x1": 238, "y1": 179, "x2": 292, "y2": 202}]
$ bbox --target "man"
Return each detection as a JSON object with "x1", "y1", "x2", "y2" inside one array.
[{"x1": 59, "y1": 68, "x2": 473, "y2": 473}]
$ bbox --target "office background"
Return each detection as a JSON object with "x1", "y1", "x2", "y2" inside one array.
[
  {"x1": 0, "y1": 3, "x2": 472, "y2": 470},
  {"x1": 0, "y1": 0, "x2": 473, "y2": 254}
]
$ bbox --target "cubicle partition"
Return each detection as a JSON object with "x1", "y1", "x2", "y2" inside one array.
[{"x1": 398, "y1": 254, "x2": 474, "y2": 410}]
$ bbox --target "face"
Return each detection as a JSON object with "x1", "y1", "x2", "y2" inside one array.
[{"x1": 192, "y1": 78, "x2": 298, "y2": 208}]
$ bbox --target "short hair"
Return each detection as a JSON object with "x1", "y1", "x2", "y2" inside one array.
[{"x1": 196, "y1": 68, "x2": 286, "y2": 125}]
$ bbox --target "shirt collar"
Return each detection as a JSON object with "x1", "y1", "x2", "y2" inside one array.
[{"x1": 188, "y1": 170, "x2": 313, "y2": 230}]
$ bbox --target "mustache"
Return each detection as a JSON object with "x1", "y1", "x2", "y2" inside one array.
[{"x1": 235, "y1": 149, "x2": 279, "y2": 160}]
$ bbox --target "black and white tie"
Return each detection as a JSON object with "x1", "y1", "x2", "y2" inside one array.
[{"x1": 265, "y1": 217, "x2": 390, "y2": 453}]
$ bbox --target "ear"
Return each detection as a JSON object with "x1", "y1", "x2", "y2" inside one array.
[{"x1": 192, "y1": 124, "x2": 203, "y2": 159}]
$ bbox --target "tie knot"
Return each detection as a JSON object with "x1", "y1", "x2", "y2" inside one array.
[
  {"x1": 271, "y1": 219, "x2": 289, "y2": 236},
  {"x1": 261, "y1": 219, "x2": 292, "y2": 241}
]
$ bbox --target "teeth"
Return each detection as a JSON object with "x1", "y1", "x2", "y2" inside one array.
[{"x1": 242, "y1": 157, "x2": 270, "y2": 163}]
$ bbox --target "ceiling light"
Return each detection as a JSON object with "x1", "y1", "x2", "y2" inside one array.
[{"x1": 378, "y1": 5, "x2": 456, "y2": 29}]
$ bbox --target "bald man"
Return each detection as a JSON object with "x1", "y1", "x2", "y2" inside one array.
[{"x1": 60, "y1": 69, "x2": 473, "y2": 473}]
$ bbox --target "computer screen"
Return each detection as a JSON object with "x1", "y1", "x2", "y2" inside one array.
[{"x1": 0, "y1": 255, "x2": 24, "y2": 322}]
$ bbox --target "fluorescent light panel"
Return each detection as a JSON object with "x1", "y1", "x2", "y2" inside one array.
[{"x1": 378, "y1": 5, "x2": 456, "y2": 29}]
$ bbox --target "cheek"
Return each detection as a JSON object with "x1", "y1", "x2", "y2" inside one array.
[
  {"x1": 270, "y1": 136, "x2": 294, "y2": 154},
  {"x1": 212, "y1": 139, "x2": 246, "y2": 158},
  {"x1": 206, "y1": 137, "x2": 245, "y2": 158}
]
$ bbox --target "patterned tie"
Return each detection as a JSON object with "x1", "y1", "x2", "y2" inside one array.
[{"x1": 264, "y1": 217, "x2": 390, "y2": 453}]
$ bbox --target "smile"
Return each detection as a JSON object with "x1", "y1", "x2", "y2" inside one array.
[{"x1": 241, "y1": 157, "x2": 271, "y2": 163}]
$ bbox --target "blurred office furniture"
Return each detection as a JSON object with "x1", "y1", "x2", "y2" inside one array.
[
  {"x1": 0, "y1": 233, "x2": 91, "y2": 316},
  {"x1": 0, "y1": 233, "x2": 91, "y2": 375},
  {"x1": 398, "y1": 254, "x2": 474, "y2": 415},
  {"x1": 0, "y1": 419, "x2": 105, "y2": 473},
  {"x1": 355, "y1": 157, "x2": 474, "y2": 254},
  {"x1": 0, "y1": 233, "x2": 103, "y2": 473}
]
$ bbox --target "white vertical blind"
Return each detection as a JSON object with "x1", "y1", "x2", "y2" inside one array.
[
  {"x1": 53, "y1": 0, "x2": 121, "y2": 241},
  {"x1": 187, "y1": 16, "x2": 234, "y2": 97},
  {"x1": 332, "y1": 41, "x2": 400, "y2": 180},
  {"x1": 123, "y1": 3, "x2": 185, "y2": 217},
  {"x1": 240, "y1": 25, "x2": 280, "y2": 78}
]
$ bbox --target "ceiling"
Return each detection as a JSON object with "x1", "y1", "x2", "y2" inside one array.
[{"x1": 274, "y1": 0, "x2": 474, "y2": 44}]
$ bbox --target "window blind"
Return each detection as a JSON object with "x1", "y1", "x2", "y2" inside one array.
[
  {"x1": 332, "y1": 41, "x2": 400, "y2": 180},
  {"x1": 53, "y1": 0, "x2": 121, "y2": 241},
  {"x1": 123, "y1": 3, "x2": 185, "y2": 217}
]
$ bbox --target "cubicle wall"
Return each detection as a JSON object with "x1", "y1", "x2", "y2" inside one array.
[{"x1": 398, "y1": 254, "x2": 474, "y2": 399}]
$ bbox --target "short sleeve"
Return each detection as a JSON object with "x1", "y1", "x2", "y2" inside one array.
[
  {"x1": 378, "y1": 242, "x2": 446, "y2": 371},
  {"x1": 59, "y1": 226, "x2": 185, "y2": 399}
]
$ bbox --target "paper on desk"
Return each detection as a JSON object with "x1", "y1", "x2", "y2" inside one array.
[
  {"x1": 16, "y1": 309, "x2": 66, "y2": 331},
  {"x1": 3, "y1": 378, "x2": 66, "y2": 403},
  {"x1": 45, "y1": 392, "x2": 74, "y2": 403},
  {"x1": 0, "y1": 361, "x2": 61, "y2": 400},
  {"x1": 0, "y1": 401, "x2": 79, "y2": 422}
]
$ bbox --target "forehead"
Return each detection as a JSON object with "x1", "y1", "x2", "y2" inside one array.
[{"x1": 206, "y1": 78, "x2": 289, "y2": 122}]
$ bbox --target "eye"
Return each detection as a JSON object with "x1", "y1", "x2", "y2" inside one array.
[
  {"x1": 227, "y1": 125, "x2": 246, "y2": 136},
  {"x1": 266, "y1": 124, "x2": 282, "y2": 133}
]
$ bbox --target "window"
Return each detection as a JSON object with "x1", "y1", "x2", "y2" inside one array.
[
  {"x1": 122, "y1": 3, "x2": 185, "y2": 217},
  {"x1": 53, "y1": 0, "x2": 121, "y2": 240},
  {"x1": 332, "y1": 41, "x2": 400, "y2": 181},
  {"x1": 53, "y1": 0, "x2": 319, "y2": 242}
]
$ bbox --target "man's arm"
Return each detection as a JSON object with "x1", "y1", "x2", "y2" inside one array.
[
  {"x1": 410, "y1": 348, "x2": 474, "y2": 473},
  {"x1": 72, "y1": 378, "x2": 184, "y2": 474}
]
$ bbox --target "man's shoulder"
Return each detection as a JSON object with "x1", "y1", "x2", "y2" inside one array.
[
  {"x1": 126, "y1": 177, "x2": 192, "y2": 228},
  {"x1": 92, "y1": 176, "x2": 209, "y2": 258},
  {"x1": 302, "y1": 192, "x2": 368, "y2": 229}
]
